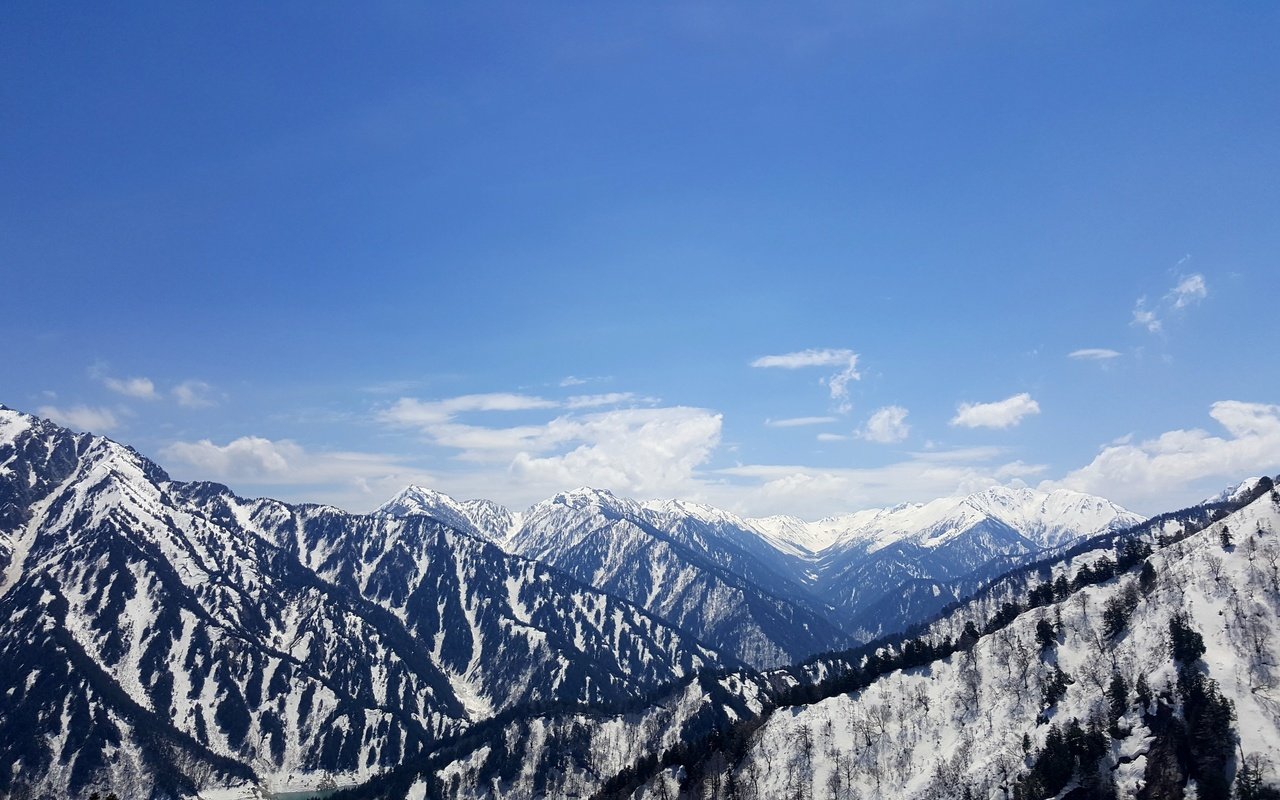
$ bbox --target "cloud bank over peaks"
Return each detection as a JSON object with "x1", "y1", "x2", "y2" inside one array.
[
  {"x1": 160, "y1": 435, "x2": 437, "y2": 508},
  {"x1": 1043, "y1": 400, "x2": 1280, "y2": 512},
  {"x1": 37, "y1": 404, "x2": 120, "y2": 433}
]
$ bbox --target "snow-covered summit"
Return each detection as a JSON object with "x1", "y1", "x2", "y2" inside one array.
[
  {"x1": 375, "y1": 484, "x2": 518, "y2": 543},
  {"x1": 1202, "y1": 475, "x2": 1276, "y2": 506},
  {"x1": 745, "y1": 485, "x2": 1143, "y2": 556}
]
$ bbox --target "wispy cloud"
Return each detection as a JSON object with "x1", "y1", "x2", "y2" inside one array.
[
  {"x1": 859, "y1": 405, "x2": 910, "y2": 443},
  {"x1": 565, "y1": 392, "x2": 658, "y2": 409},
  {"x1": 381, "y1": 393, "x2": 560, "y2": 427},
  {"x1": 89, "y1": 363, "x2": 217, "y2": 408},
  {"x1": 950, "y1": 393, "x2": 1040, "y2": 430},
  {"x1": 160, "y1": 436, "x2": 436, "y2": 511},
  {"x1": 1132, "y1": 272, "x2": 1209, "y2": 334},
  {"x1": 1168, "y1": 273, "x2": 1207, "y2": 309},
  {"x1": 103, "y1": 376, "x2": 158, "y2": 400},
  {"x1": 172, "y1": 379, "x2": 217, "y2": 408},
  {"x1": 1068, "y1": 348, "x2": 1121, "y2": 361},
  {"x1": 765, "y1": 416, "x2": 838, "y2": 428},
  {"x1": 1131, "y1": 299, "x2": 1162, "y2": 333},
  {"x1": 381, "y1": 391, "x2": 653, "y2": 431},
  {"x1": 38, "y1": 404, "x2": 119, "y2": 432},
  {"x1": 751, "y1": 347, "x2": 861, "y2": 413}
]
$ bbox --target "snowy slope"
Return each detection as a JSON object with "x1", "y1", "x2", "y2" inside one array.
[
  {"x1": 374, "y1": 484, "x2": 519, "y2": 543},
  {"x1": 0, "y1": 406, "x2": 727, "y2": 799},
  {"x1": 500, "y1": 487, "x2": 847, "y2": 669},
  {"x1": 669, "y1": 484, "x2": 1280, "y2": 799},
  {"x1": 747, "y1": 486, "x2": 1142, "y2": 556},
  {"x1": 332, "y1": 484, "x2": 1274, "y2": 800},
  {"x1": 804, "y1": 486, "x2": 1144, "y2": 640},
  {"x1": 375, "y1": 483, "x2": 1143, "y2": 664}
]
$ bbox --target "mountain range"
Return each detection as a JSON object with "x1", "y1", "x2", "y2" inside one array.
[{"x1": 2, "y1": 403, "x2": 1275, "y2": 799}]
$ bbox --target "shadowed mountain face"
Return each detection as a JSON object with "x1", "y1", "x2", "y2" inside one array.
[{"x1": 0, "y1": 407, "x2": 724, "y2": 799}]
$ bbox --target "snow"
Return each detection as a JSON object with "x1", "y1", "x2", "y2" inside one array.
[
  {"x1": 745, "y1": 485, "x2": 1142, "y2": 556},
  {"x1": 1202, "y1": 476, "x2": 1271, "y2": 506},
  {"x1": 0, "y1": 407, "x2": 31, "y2": 448},
  {"x1": 731, "y1": 490, "x2": 1280, "y2": 799}
]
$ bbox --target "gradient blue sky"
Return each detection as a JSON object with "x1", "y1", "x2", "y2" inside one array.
[{"x1": 4, "y1": 2, "x2": 1279, "y2": 517}]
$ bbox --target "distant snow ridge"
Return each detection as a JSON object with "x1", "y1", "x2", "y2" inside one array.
[
  {"x1": 747, "y1": 485, "x2": 1143, "y2": 555},
  {"x1": 690, "y1": 481, "x2": 1280, "y2": 800},
  {"x1": 373, "y1": 482, "x2": 1146, "y2": 666}
]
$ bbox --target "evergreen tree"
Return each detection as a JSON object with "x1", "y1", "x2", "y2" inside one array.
[
  {"x1": 1169, "y1": 612, "x2": 1206, "y2": 663},
  {"x1": 1053, "y1": 574, "x2": 1070, "y2": 600},
  {"x1": 1107, "y1": 672, "x2": 1129, "y2": 737},
  {"x1": 1139, "y1": 560, "x2": 1158, "y2": 594},
  {"x1": 1035, "y1": 618, "x2": 1057, "y2": 651},
  {"x1": 1134, "y1": 674, "x2": 1152, "y2": 711}
]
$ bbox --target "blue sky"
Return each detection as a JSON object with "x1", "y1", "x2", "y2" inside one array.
[{"x1": 4, "y1": 2, "x2": 1279, "y2": 517}]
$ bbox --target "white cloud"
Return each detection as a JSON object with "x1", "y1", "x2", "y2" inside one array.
[
  {"x1": 381, "y1": 393, "x2": 559, "y2": 427},
  {"x1": 38, "y1": 405, "x2": 119, "y2": 432},
  {"x1": 1168, "y1": 273, "x2": 1207, "y2": 309},
  {"x1": 510, "y1": 407, "x2": 723, "y2": 498},
  {"x1": 765, "y1": 416, "x2": 838, "y2": 428},
  {"x1": 559, "y1": 376, "x2": 589, "y2": 387},
  {"x1": 103, "y1": 376, "x2": 158, "y2": 400},
  {"x1": 1042, "y1": 400, "x2": 1280, "y2": 512},
  {"x1": 172, "y1": 380, "x2": 217, "y2": 408},
  {"x1": 860, "y1": 405, "x2": 910, "y2": 443},
  {"x1": 1131, "y1": 300, "x2": 1162, "y2": 333},
  {"x1": 751, "y1": 349, "x2": 855, "y2": 369},
  {"x1": 816, "y1": 432, "x2": 849, "y2": 442},
  {"x1": 565, "y1": 392, "x2": 657, "y2": 409},
  {"x1": 950, "y1": 393, "x2": 1041, "y2": 429},
  {"x1": 1132, "y1": 273, "x2": 1209, "y2": 334},
  {"x1": 751, "y1": 347, "x2": 861, "y2": 413},
  {"x1": 375, "y1": 393, "x2": 725, "y2": 505},
  {"x1": 1068, "y1": 348, "x2": 1122, "y2": 361},
  {"x1": 160, "y1": 436, "x2": 436, "y2": 512},
  {"x1": 711, "y1": 451, "x2": 1046, "y2": 518},
  {"x1": 422, "y1": 422, "x2": 550, "y2": 461}
]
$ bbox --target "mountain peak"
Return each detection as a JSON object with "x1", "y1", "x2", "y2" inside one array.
[{"x1": 376, "y1": 484, "x2": 515, "y2": 542}]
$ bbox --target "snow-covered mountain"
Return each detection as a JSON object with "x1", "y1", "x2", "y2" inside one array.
[
  {"x1": 374, "y1": 484, "x2": 519, "y2": 543},
  {"x1": 3, "y1": 402, "x2": 1213, "y2": 800},
  {"x1": 373, "y1": 483, "x2": 1144, "y2": 666},
  {"x1": 0, "y1": 406, "x2": 726, "y2": 799},
  {"x1": 500, "y1": 487, "x2": 846, "y2": 669},
  {"x1": 806, "y1": 486, "x2": 1145, "y2": 639},
  {"x1": 683, "y1": 480, "x2": 1280, "y2": 799},
  {"x1": 377, "y1": 476, "x2": 1280, "y2": 800},
  {"x1": 749, "y1": 485, "x2": 1142, "y2": 555}
]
